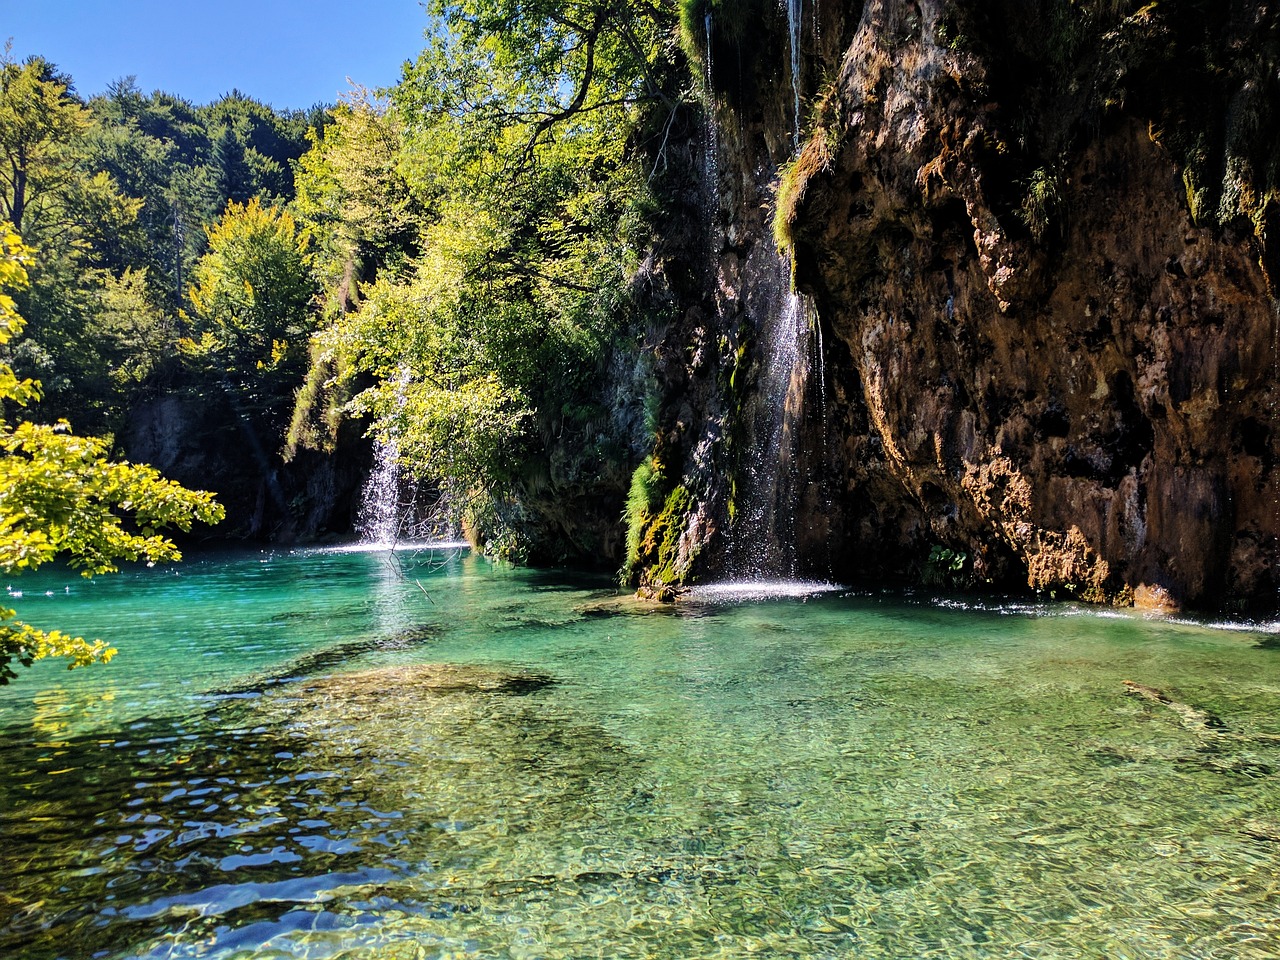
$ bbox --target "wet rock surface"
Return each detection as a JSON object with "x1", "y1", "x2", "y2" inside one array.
[
  {"x1": 787, "y1": 0, "x2": 1279, "y2": 607},
  {"x1": 654, "y1": 0, "x2": 1280, "y2": 609}
]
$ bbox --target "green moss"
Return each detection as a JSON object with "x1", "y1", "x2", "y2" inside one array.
[
  {"x1": 645, "y1": 485, "x2": 695, "y2": 587},
  {"x1": 622, "y1": 457, "x2": 666, "y2": 581},
  {"x1": 283, "y1": 347, "x2": 350, "y2": 460},
  {"x1": 621, "y1": 460, "x2": 696, "y2": 596},
  {"x1": 773, "y1": 82, "x2": 845, "y2": 259},
  {"x1": 678, "y1": 0, "x2": 708, "y2": 67}
]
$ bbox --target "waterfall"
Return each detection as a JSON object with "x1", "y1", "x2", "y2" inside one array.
[
  {"x1": 785, "y1": 0, "x2": 803, "y2": 148},
  {"x1": 357, "y1": 435, "x2": 464, "y2": 547},
  {"x1": 703, "y1": 2, "x2": 831, "y2": 586},
  {"x1": 357, "y1": 438, "x2": 405, "y2": 545},
  {"x1": 356, "y1": 372, "x2": 461, "y2": 547},
  {"x1": 725, "y1": 256, "x2": 817, "y2": 581},
  {"x1": 1273, "y1": 295, "x2": 1280, "y2": 603},
  {"x1": 703, "y1": 10, "x2": 720, "y2": 255},
  {"x1": 704, "y1": 10, "x2": 715, "y2": 92}
]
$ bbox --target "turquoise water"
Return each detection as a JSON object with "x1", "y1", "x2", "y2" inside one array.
[{"x1": 2, "y1": 547, "x2": 1279, "y2": 959}]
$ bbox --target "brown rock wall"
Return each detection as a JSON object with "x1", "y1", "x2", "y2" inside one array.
[{"x1": 787, "y1": 0, "x2": 1279, "y2": 607}]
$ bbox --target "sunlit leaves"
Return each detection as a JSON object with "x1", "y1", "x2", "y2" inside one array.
[
  {"x1": 0, "y1": 420, "x2": 223, "y2": 577},
  {"x1": 293, "y1": 93, "x2": 421, "y2": 296},
  {"x1": 186, "y1": 198, "x2": 318, "y2": 381},
  {"x1": 0, "y1": 228, "x2": 224, "y2": 683},
  {"x1": 353, "y1": 374, "x2": 533, "y2": 491},
  {"x1": 310, "y1": 2, "x2": 665, "y2": 492},
  {"x1": 0, "y1": 53, "x2": 92, "y2": 237}
]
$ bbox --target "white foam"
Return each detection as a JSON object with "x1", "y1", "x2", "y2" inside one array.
[
  {"x1": 686, "y1": 580, "x2": 845, "y2": 603},
  {"x1": 926, "y1": 594, "x2": 1280, "y2": 635},
  {"x1": 301, "y1": 540, "x2": 471, "y2": 556},
  {"x1": 1167, "y1": 617, "x2": 1280, "y2": 635}
]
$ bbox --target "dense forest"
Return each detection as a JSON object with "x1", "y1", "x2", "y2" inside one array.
[
  {"x1": 1, "y1": 2, "x2": 682, "y2": 566},
  {"x1": 3, "y1": 0, "x2": 1278, "y2": 611}
]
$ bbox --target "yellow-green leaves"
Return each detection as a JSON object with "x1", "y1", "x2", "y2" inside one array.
[
  {"x1": 0, "y1": 420, "x2": 223, "y2": 577},
  {"x1": 0, "y1": 226, "x2": 224, "y2": 683},
  {"x1": 0, "y1": 54, "x2": 92, "y2": 236},
  {"x1": 186, "y1": 198, "x2": 317, "y2": 380}
]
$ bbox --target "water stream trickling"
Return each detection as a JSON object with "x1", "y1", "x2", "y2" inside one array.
[
  {"x1": 726, "y1": 256, "x2": 814, "y2": 581},
  {"x1": 785, "y1": 0, "x2": 804, "y2": 147},
  {"x1": 702, "y1": 10, "x2": 720, "y2": 267},
  {"x1": 356, "y1": 438, "x2": 404, "y2": 545},
  {"x1": 1272, "y1": 295, "x2": 1280, "y2": 603}
]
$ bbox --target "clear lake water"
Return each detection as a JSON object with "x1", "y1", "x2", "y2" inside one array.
[{"x1": 1, "y1": 546, "x2": 1278, "y2": 959}]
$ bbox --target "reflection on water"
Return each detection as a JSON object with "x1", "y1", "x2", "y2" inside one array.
[{"x1": 2, "y1": 553, "x2": 1280, "y2": 959}]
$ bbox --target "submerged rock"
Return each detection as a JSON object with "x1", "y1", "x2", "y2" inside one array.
[{"x1": 282, "y1": 663, "x2": 556, "y2": 702}]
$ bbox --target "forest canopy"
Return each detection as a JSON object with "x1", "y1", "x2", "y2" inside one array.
[{"x1": 2, "y1": 0, "x2": 687, "y2": 566}]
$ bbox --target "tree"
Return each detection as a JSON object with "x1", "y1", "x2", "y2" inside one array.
[
  {"x1": 0, "y1": 52, "x2": 89, "y2": 236},
  {"x1": 0, "y1": 225, "x2": 225, "y2": 684},
  {"x1": 293, "y1": 90, "x2": 422, "y2": 303},
  {"x1": 289, "y1": 1, "x2": 680, "y2": 557},
  {"x1": 0, "y1": 53, "x2": 150, "y2": 431},
  {"x1": 185, "y1": 198, "x2": 318, "y2": 389}
]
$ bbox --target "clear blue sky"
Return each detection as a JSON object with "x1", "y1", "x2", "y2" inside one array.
[{"x1": 3, "y1": 0, "x2": 431, "y2": 109}]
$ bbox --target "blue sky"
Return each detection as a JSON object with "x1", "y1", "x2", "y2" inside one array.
[{"x1": 3, "y1": 0, "x2": 431, "y2": 108}]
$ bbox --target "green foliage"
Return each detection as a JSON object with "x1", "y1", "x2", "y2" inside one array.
[
  {"x1": 301, "y1": 0, "x2": 678, "y2": 559},
  {"x1": 1019, "y1": 165, "x2": 1063, "y2": 242},
  {"x1": 0, "y1": 53, "x2": 92, "y2": 237},
  {"x1": 283, "y1": 346, "x2": 351, "y2": 459},
  {"x1": 921, "y1": 544, "x2": 968, "y2": 589},
  {"x1": 84, "y1": 80, "x2": 323, "y2": 311},
  {"x1": 623, "y1": 457, "x2": 665, "y2": 580},
  {"x1": 0, "y1": 226, "x2": 224, "y2": 683},
  {"x1": 353, "y1": 374, "x2": 533, "y2": 493},
  {"x1": 0, "y1": 54, "x2": 324, "y2": 433},
  {"x1": 185, "y1": 198, "x2": 318, "y2": 396},
  {"x1": 293, "y1": 91, "x2": 421, "y2": 301},
  {"x1": 94, "y1": 268, "x2": 176, "y2": 390}
]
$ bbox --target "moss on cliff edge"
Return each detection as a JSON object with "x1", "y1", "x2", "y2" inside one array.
[{"x1": 625, "y1": 467, "x2": 696, "y2": 600}]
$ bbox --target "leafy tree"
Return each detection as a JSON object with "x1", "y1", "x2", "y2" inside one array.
[
  {"x1": 83, "y1": 81, "x2": 215, "y2": 306},
  {"x1": 185, "y1": 198, "x2": 318, "y2": 406},
  {"x1": 299, "y1": 0, "x2": 677, "y2": 555},
  {"x1": 0, "y1": 225, "x2": 224, "y2": 684},
  {"x1": 94, "y1": 267, "x2": 176, "y2": 391},
  {"x1": 0, "y1": 53, "x2": 150, "y2": 431},
  {"x1": 0, "y1": 52, "x2": 89, "y2": 236},
  {"x1": 293, "y1": 90, "x2": 422, "y2": 303},
  {"x1": 200, "y1": 92, "x2": 324, "y2": 205}
]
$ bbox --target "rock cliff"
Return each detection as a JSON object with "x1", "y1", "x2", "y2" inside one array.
[{"x1": 638, "y1": 0, "x2": 1280, "y2": 610}]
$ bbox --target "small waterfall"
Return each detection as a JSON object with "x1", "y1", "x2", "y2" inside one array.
[
  {"x1": 702, "y1": 10, "x2": 720, "y2": 255},
  {"x1": 704, "y1": 10, "x2": 715, "y2": 95},
  {"x1": 811, "y1": 298, "x2": 828, "y2": 433},
  {"x1": 357, "y1": 436, "x2": 463, "y2": 547},
  {"x1": 356, "y1": 374, "x2": 460, "y2": 547},
  {"x1": 726, "y1": 256, "x2": 816, "y2": 581},
  {"x1": 1273, "y1": 295, "x2": 1280, "y2": 603},
  {"x1": 357, "y1": 438, "x2": 406, "y2": 545},
  {"x1": 785, "y1": 0, "x2": 803, "y2": 148}
]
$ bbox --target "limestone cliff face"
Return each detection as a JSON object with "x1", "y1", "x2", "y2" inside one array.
[{"x1": 648, "y1": 0, "x2": 1280, "y2": 609}]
